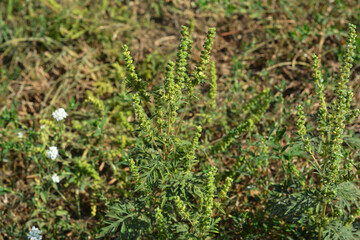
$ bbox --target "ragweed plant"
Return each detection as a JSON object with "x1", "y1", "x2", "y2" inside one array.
[
  {"x1": 270, "y1": 24, "x2": 360, "y2": 240},
  {"x1": 99, "y1": 26, "x2": 241, "y2": 239}
]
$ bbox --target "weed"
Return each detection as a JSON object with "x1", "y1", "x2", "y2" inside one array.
[{"x1": 270, "y1": 24, "x2": 360, "y2": 240}]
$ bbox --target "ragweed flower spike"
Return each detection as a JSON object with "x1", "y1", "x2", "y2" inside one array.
[
  {"x1": 27, "y1": 226, "x2": 42, "y2": 240},
  {"x1": 155, "y1": 207, "x2": 167, "y2": 238},
  {"x1": 132, "y1": 93, "x2": 154, "y2": 141},
  {"x1": 185, "y1": 126, "x2": 202, "y2": 170},
  {"x1": 163, "y1": 60, "x2": 176, "y2": 103},
  {"x1": 175, "y1": 196, "x2": 190, "y2": 220},
  {"x1": 52, "y1": 108, "x2": 68, "y2": 121},
  {"x1": 129, "y1": 159, "x2": 140, "y2": 184},
  {"x1": 219, "y1": 177, "x2": 233, "y2": 200},
  {"x1": 122, "y1": 45, "x2": 150, "y2": 100},
  {"x1": 175, "y1": 25, "x2": 192, "y2": 90},
  {"x1": 85, "y1": 91, "x2": 105, "y2": 118},
  {"x1": 211, "y1": 88, "x2": 269, "y2": 154},
  {"x1": 46, "y1": 146, "x2": 59, "y2": 160},
  {"x1": 191, "y1": 27, "x2": 216, "y2": 88},
  {"x1": 327, "y1": 23, "x2": 357, "y2": 183},
  {"x1": 312, "y1": 54, "x2": 328, "y2": 139},
  {"x1": 201, "y1": 166, "x2": 217, "y2": 230},
  {"x1": 295, "y1": 104, "x2": 322, "y2": 172}
]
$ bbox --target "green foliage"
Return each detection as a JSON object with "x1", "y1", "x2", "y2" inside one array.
[
  {"x1": 99, "y1": 26, "x2": 238, "y2": 240},
  {"x1": 270, "y1": 24, "x2": 360, "y2": 240},
  {"x1": 211, "y1": 88, "x2": 270, "y2": 154},
  {"x1": 0, "y1": 93, "x2": 130, "y2": 238}
]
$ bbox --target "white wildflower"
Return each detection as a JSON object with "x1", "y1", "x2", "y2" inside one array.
[
  {"x1": 52, "y1": 173, "x2": 60, "y2": 183},
  {"x1": 18, "y1": 132, "x2": 24, "y2": 138},
  {"x1": 52, "y1": 108, "x2": 68, "y2": 121},
  {"x1": 46, "y1": 146, "x2": 59, "y2": 160},
  {"x1": 40, "y1": 125, "x2": 46, "y2": 129},
  {"x1": 27, "y1": 226, "x2": 42, "y2": 240}
]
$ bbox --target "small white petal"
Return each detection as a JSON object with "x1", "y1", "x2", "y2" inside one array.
[
  {"x1": 52, "y1": 173, "x2": 60, "y2": 183},
  {"x1": 46, "y1": 146, "x2": 59, "y2": 160},
  {"x1": 27, "y1": 226, "x2": 42, "y2": 240},
  {"x1": 52, "y1": 108, "x2": 68, "y2": 121}
]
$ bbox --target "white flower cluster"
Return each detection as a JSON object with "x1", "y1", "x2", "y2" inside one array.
[
  {"x1": 27, "y1": 226, "x2": 42, "y2": 240},
  {"x1": 46, "y1": 146, "x2": 59, "y2": 160},
  {"x1": 52, "y1": 108, "x2": 68, "y2": 121},
  {"x1": 52, "y1": 173, "x2": 60, "y2": 183},
  {"x1": 18, "y1": 132, "x2": 24, "y2": 138}
]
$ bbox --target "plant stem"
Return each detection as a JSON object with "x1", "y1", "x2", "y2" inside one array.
[
  {"x1": 318, "y1": 136, "x2": 329, "y2": 240},
  {"x1": 318, "y1": 199, "x2": 327, "y2": 240},
  {"x1": 152, "y1": 138, "x2": 165, "y2": 160},
  {"x1": 164, "y1": 105, "x2": 172, "y2": 160},
  {"x1": 175, "y1": 103, "x2": 188, "y2": 136},
  {"x1": 76, "y1": 188, "x2": 81, "y2": 218},
  {"x1": 166, "y1": 103, "x2": 188, "y2": 158}
]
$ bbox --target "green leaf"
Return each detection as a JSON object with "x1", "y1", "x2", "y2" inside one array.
[
  {"x1": 0, "y1": 185, "x2": 12, "y2": 196},
  {"x1": 55, "y1": 209, "x2": 69, "y2": 216},
  {"x1": 40, "y1": 192, "x2": 47, "y2": 204}
]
